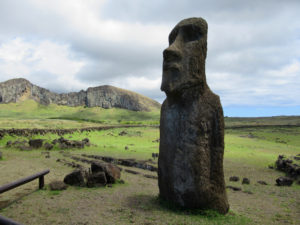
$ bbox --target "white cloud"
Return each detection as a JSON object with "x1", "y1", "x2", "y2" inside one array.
[
  {"x1": 0, "y1": 38, "x2": 86, "y2": 92},
  {"x1": 0, "y1": 0, "x2": 299, "y2": 112}
]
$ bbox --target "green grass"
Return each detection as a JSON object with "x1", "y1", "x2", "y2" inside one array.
[
  {"x1": 0, "y1": 100, "x2": 160, "y2": 127},
  {"x1": 0, "y1": 100, "x2": 300, "y2": 224}
]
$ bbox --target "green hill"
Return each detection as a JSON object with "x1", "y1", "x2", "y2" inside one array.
[{"x1": 0, "y1": 99, "x2": 160, "y2": 128}]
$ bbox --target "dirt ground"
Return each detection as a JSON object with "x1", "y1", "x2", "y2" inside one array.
[{"x1": 0, "y1": 149, "x2": 299, "y2": 225}]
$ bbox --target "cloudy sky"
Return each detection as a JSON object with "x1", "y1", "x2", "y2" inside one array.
[{"x1": 0, "y1": 0, "x2": 299, "y2": 116}]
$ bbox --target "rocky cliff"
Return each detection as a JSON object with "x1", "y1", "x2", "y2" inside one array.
[{"x1": 0, "y1": 78, "x2": 161, "y2": 111}]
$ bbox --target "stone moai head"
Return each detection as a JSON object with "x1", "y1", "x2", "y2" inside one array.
[{"x1": 161, "y1": 17, "x2": 208, "y2": 96}]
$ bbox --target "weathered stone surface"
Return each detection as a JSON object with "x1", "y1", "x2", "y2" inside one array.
[
  {"x1": 63, "y1": 170, "x2": 85, "y2": 186},
  {"x1": 49, "y1": 180, "x2": 68, "y2": 190},
  {"x1": 158, "y1": 17, "x2": 229, "y2": 214},
  {"x1": 257, "y1": 180, "x2": 268, "y2": 185},
  {"x1": 275, "y1": 155, "x2": 300, "y2": 179},
  {"x1": 104, "y1": 163, "x2": 121, "y2": 183},
  {"x1": 276, "y1": 176, "x2": 294, "y2": 186},
  {"x1": 29, "y1": 139, "x2": 43, "y2": 148},
  {"x1": 242, "y1": 178, "x2": 250, "y2": 184},
  {"x1": 0, "y1": 78, "x2": 160, "y2": 111},
  {"x1": 226, "y1": 186, "x2": 241, "y2": 191},
  {"x1": 91, "y1": 161, "x2": 121, "y2": 184},
  {"x1": 91, "y1": 161, "x2": 106, "y2": 174},
  {"x1": 87, "y1": 172, "x2": 107, "y2": 187},
  {"x1": 229, "y1": 176, "x2": 240, "y2": 182},
  {"x1": 44, "y1": 143, "x2": 54, "y2": 150}
]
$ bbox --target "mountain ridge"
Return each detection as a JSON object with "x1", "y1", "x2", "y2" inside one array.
[{"x1": 0, "y1": 78, "x2": 161, "y2": 111}]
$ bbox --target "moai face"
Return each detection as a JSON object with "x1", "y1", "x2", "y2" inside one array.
[{"x1": 161, "y1": 18, "x2": 208, "y2": 96}]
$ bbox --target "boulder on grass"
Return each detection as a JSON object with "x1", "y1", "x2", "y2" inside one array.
[
  {"x1": 242, "y1": 178, "x2": 250, "y2": 184},
  {"x1": 49, "y1": 180, "x2": 68, "y2": 190},
  {"x1": 276, "y1": 176, "x2": 294, "y2": 186},
  {"x1": 229, "y1": 176, "x2": 240, "y2": 182},
  {"x1": 105, "y1": 163, "x2": 121, "y2": 183},
  {"x1": 91, "y1": 161, "x2": 121, "y2": 184},
  {"x1": 44, "y1": 143, "x2": 54, "y2": 150},
  {"x1": 0, "y1": 151, "x2": 2, "y2": 159},
  {"x1": 29, "y1": 139, "x2": 43, "y2": 149},
  {"x1": 91, "y1": 161, "x2": 106, "y2": 173},
  {"x1": 86, "y1": 172, "x2": 107, "y2": 187},
  {"x1": 63, "y1": 170, "x2": 85, "y2": 186}
]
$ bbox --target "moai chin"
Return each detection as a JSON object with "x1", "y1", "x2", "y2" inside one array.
[{"x1": 158, "y1": 17, "x2": 229, "y2": 214}]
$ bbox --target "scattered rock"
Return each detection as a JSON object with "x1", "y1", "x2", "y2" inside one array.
[
  {"x1": 226, "y1": 186, "x2": 242, "y2": 191},
  {"x1": 63, "y1": 170, "x2": 85, "y2": 186},
  {"x1": 6, "y1": 141, "x2": 12, "y2": 147},
  {"x1": 276, "y1": 176, "x2": 294, "y2": 186},
  {"x1": 143, "y1": 174, "x2": 158, "y2": 179},
  {"x1": 275, "y1": 155, "x2": 300, "y2": 181},
  {"x1": 87, "y1": 172, "x2": 107, "y2": 187},
  {"x1": 49, "y1": 180, "x2": 68, "y2": 190},
  {"x1": 124, "y1": 169, "x2": 140, "y2": 175},
  {"x1": 0, "y1": 151, "x2": 2, "y2": 159},
  {"x1": 119, "y1": 130, "x2": 128, "y2": 136},
  {"x1": 229, "y1": 176, "x2": 240, "y2": 182},
  {"x1": 242, "y1": 178, "x2": 250, "y2": 184},
  {"x1": 44, "y1": 143, "x2": 54, "y2": 150},
  {"x1": 125, "y1": 146, "x2": 129, "y2": 150},
  {"x1": 152, "y1": 153, "x2": 159, "y2": 158},
  {"x1": 91, "y1": 161, "x2": 106, "y2": 174},
  {"x1": 29, "y1": 139, "x2": 43, "y2": 148},
  {"x1": 104, "y1": 163, "x2": 121, "y2": 183},
  {"x1": 91, "y1": 161, "x2": 121, "y2": 184},
  {"x1": 19, "y1": 146, "x2": 32, "y2": 151},
  {"x1": 257, "y1": 180, "x2": 268, "y2": 185},
  {"x1": 82, "y1": 138, "x2": 90, "y2": 146},
  {"x1": 119, "y1": 179, "x2": 125, "y2": 184}
]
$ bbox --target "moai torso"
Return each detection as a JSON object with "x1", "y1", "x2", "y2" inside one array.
[{"x1": 158, "y1": 18, "x2": 229, "y2": 214}]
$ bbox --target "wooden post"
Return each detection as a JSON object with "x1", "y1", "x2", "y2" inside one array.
[
  {"x1": 0, "y1": 169, "x2": 49, "y2": 194},
  {"x1": 0, "y1": 215, "x2": 23, "y2": 225},
  {"x1": 39, "y1": 176, "x2": 44, "y2": 189}
]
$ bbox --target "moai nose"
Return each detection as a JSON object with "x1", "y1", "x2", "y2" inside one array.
[{"x1": 163, "y1": 48, "x2": 182, "y2": 63}]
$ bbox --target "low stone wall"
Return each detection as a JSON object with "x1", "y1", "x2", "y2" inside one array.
[{"x1": 0, "y1": 125, "x2": 153, "y2": 138}]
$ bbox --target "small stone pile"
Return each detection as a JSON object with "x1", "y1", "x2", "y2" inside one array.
[
  {"x1": 52, "y1": 137, "x2": 90, "y2": 149},
  {"x1": 63, "y1": 161, "x2": 122, "y2": 188},
  {"x1": 275, "y1": 155, "x2": 300, "y2": 186}
]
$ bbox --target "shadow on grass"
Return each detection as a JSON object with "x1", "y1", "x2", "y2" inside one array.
[
  {"x1": 125, "y1": 194, "x2": 252, "y2": 224},
  {"x1": 0, "y1": 188, "x2": 40, "y2": 210}
]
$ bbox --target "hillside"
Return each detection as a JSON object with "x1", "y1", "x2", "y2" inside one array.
[{"x1": 0, "y1": 78, "x2": 161, "y2": 111}]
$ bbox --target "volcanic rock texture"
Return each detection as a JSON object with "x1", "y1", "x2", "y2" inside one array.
[
  {"x1": 158, "y1": 17, "x2": 229, "y2": 214},
  {"x1": 0, "y1": 78, "x2": 160, "y2": 111}
]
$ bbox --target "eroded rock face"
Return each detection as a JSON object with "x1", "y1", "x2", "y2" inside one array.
[
  {"x1": 0, "y1": 78, "x2": 160, "y2": 111},
  {"x1": 158, "y1": 17, "x2": 229, "y2": 214}
]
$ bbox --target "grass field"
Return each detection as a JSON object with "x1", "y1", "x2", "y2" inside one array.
[
  {"x1": 0, "y1": 101, "x2": 299, "y2": 224},
  {"x1": 0, "y1": 100, "x2": 160, "y2": 127}
]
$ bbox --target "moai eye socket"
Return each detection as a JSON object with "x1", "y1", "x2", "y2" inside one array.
[
  {"x1": 168, "y1": 28, "x2": 178, "y2": 45},
  {"x1": 181, "y1": 25, "x2": 203, "y2": 43}
]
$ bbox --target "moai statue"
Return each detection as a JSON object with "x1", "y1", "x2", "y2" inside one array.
[{"x1": 158, "y1": 17, "x2": 229, "y2": 214}]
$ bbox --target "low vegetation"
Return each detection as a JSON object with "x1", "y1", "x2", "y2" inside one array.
[{"x1": 0, "y1": 101, "x2": 299, "y2": 224}]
